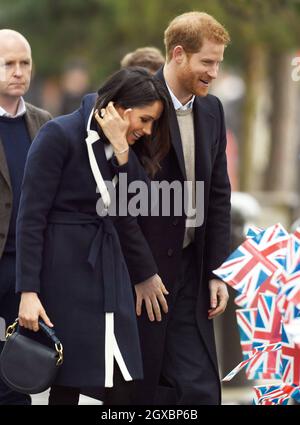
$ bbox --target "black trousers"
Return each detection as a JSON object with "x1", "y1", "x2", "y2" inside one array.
[
  {"x1": 106, "y1": 244, "x2": 220, "y2": 405},
  {"x1": 158, "y1": 243, "x2": 220, "y2": 405},
  {"x1": 0, "y1": 253, "x2": 31, "y2": 405}
]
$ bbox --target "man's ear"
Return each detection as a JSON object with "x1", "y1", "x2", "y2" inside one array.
[
  {"x1": 173, "y1": 45, "x2": 186, "y2": 64},
  {"x1": 30, "y1": 60, "x2": 35, "y2": 80}
]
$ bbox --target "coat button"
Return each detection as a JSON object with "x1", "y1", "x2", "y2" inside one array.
[
  {"x1": 5, "y1": 202, "x2": 12, "y2": 209},
  {"x1": 167, "y1": 248, "x2": 173, "y2": 257},
  {"x1": 0, "y1": 233, "x2": 5, "y2": 239},
  {"x1": 173, "y1": 218, "x2": 179, "y2": 226}
]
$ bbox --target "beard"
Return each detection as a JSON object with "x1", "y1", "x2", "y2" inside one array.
[{"x1": 177, "y1": 63, "x2": 209, "y2": 98}]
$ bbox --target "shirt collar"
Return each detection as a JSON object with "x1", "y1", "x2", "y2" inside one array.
[
  {"x1": 0, "y1": 97, "x2": 26, "y2": 118},
  {"x1": 166, "y1": 83, "x2": 195, "y2": 111}
]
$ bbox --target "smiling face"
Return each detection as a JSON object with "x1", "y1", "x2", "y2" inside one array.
[
  {"x1": 0, "y1": 33, "x2": 32, "y2": 103},
  {"x1": 176, "y1": 38, "x2": 224, "y2": 98},
  {"x1": 117, "y1": 100, "x2": 164, "y2": 145}
]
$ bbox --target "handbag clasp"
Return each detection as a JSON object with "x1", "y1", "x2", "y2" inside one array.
[
  {"x1": 55, "y1": 342, "x2": 64, "y2": 366},
  {"x1": 5, "y1": 320, "x2": 18, "y2": 339}
]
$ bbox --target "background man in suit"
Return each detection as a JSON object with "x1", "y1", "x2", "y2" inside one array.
[
  {"x1": 0, "y1": 29, "x2": 51, "y2": 405},
  {"x1": 111, "y1": 11, "x2": 231, "y2": 405}
]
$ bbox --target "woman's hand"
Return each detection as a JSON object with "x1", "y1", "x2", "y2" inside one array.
[
  {"x1": 18, "y1": 292, "x2": 53, "y2": 332},
  {"x1": 94, "y1": 102, "x2": 132, "y2": 153}
]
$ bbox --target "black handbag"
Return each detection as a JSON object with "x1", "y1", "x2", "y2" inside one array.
[{"x1": 0, "y1": 319, "x2": 63, "y2": 394}]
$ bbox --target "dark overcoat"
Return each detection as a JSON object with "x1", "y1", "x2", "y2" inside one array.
[
  {"x1": 15, "y1": 95, "x2": 144, "y2": 388},
  {"x1": 114, "y1": 69, "x2": 231, "y2": 403}
]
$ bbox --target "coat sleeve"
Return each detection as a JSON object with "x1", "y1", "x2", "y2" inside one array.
[
  {"x1": 205, "y1": 98, "x2": 231, "y2": 280},
  {"x1": 110, "y1": 149, "x2": 158, "y2": 285},
  {"x1": 110, "y1": 148, "x2": 150, "y2": 185},
  {"x1": 113, "y1": 215, "x2": 158, "y2": 285},
  {"x1": 16, "y1": 121, "x2": 69, "y2": 293}
]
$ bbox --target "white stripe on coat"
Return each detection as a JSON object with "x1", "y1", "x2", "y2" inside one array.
[{"x1": 85, "y1": 108, "x2": 132, "y2": 387}]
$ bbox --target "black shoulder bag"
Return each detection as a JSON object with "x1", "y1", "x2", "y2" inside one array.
[{"x1": 0, "y1": 319, "x2": 63, "y2": 394}]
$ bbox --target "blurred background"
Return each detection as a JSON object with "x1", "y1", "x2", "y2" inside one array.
[{"x1": 1, "y1": 0, "x2": 300, "y2": 404}]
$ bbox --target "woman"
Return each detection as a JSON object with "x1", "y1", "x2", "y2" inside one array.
[{"x1": 16, "y1": 67, "x2": 170, "y2": 404}]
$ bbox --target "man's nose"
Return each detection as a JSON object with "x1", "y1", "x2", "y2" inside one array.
[
  {"x1": 13, "y1": 64, "x2": 23, "y2": 77},
  {"x1": 207, "y1": 64, "x2": 219, "y2": 79}
]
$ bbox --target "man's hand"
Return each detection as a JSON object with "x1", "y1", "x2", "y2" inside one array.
[
  {"x1": 208, "y1": 279, "x2": 229, "y2": 319},
  {"x1": 135, "y1": 274, "x2": 169, "y2": 322}
]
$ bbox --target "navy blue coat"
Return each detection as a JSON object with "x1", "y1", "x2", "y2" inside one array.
[
  {"x1": 112, "y1": 69, "x2": 231, "y2": 404},
  {"x1": 16, "y1": 95, "x2": 144, "y2": 388}
]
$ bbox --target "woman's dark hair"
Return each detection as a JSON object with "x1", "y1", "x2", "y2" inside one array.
[{"x1": 94, "y1": 66, "x2": 171, "y2": 177}]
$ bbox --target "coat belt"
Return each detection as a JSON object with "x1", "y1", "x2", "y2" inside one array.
[{"x1": 47, "y1": 211, "x2": 123, "y2": 313}]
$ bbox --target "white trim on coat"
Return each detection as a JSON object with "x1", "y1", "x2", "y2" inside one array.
[{"x1": 85, "y1": 108, "x2": 132, "y2": 387}]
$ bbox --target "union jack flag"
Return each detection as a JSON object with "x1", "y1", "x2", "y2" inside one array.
[
  {"x1": 282, "y1": 302, "x2": 300, "y2": 348},
  {"x1": 218, "y1": 223, "x2": 300, "y2": 395},
  {"x1": 246, "y1": 294, "x2": 282, "y2": 379},
  {"x1": 253, "y1": 294, "x2": 282, "y2": 346},
  {"x1": 253, "y1": 384, "x2": 297, "y2": 405},
  {"x1": 222, "y1": 342, "x2": 282, "y2": 382},
  {"x1": 213, "y1": 224, "x2": 288, "y2": 309},
  {"x1": 247, "y1": 271, "x2": 282, "y2": 309},
  {"x1": 277, "y1": 236, "x2": 300, "y2": 317},
  {"x1": 286, "y1": 233, "x2": 300, "y2": 274},
  {"x1": 281, "y1": 323, "x2": 300, "y2": 386},
  {"x1": 285, "y1": 305, "x2": 300, "y2": 324},
  {"x1": 246, "y1": 351, "x2": 282, "y2": 380},
  {"x1": 293, "y1": 227, "x2": 300, "y2": 241},
  {"x1": 281, "y1": 272, "x2": 300, "y2": 311},
  {"x1": 236, "y1": 308, "x2": 257, "y2": 359},
  {"x1": 291, "y1": 386, "x2": 300, "y2": 403},
  {"x1": 246, "y1": 225, "x2": 264, "y2": 239}
]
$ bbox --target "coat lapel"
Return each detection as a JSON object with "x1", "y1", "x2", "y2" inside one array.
[
  {"x1": 156, "y1": 68, "x2": 187, "y2": 180},
  {"x1": 84, "y1": 107, "x2": 115, "y2": 210},
  {"x1": 24, "y1": 104, "x2": 41, "y2": 141},
  {"x1": 193, "y1": 97, "x2": 216, "y2": 184}
]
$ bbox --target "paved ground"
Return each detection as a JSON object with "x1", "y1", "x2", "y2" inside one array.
[
  {"x1": 32, "y1": 389, "x2": 103, "y2": 405},
  {"x1": 31, "y1": 386, "x2": 253, "y2": 405}
]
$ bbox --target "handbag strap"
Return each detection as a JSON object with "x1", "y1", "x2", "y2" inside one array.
[
  {"x1": 37, "y1": 320, "x2": 62, "y2": 346},
  {"x1": 6, "y1": 319, "x2": 63, "y2": 366}
]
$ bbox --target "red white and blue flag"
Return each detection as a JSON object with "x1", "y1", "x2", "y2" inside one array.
[
  {"x1": 236, "y1": 308, "x2": 257, "y2": 359},
  {"x1": 253, "y1": 384, "x2": 298, "y2": 405},
  {"x1": 246, "y1": 225, "x2": 264, "y2": 240},
  {"x1": 281, "y1": 323, "x2": 300, "y2": 386},
  {"x1": 222, "y1": 342, "x2": 282, "y2": 382},
  {"x1": 246, "y1": 294, "x2": 282, "y2": 379},
  {"x1": 217, "y1": 223, "x2": 300, "y2": 402},
  {"x1": 213, "y1": 224, "x2": 288, "y2": 308}
]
